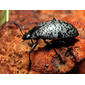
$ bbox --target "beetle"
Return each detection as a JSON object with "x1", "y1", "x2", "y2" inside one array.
[{"x1": 14, "y1": 17, "x2": 79, "y2": 70}]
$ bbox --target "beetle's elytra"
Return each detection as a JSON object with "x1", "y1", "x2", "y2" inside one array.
[
  {"x1": 14, "y1": 17, "x2": 79, "y2": 70},
  {"x1": 23, "y1": 17, "x2": 79, "y2": 40}
]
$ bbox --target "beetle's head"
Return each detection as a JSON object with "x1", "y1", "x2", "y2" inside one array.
[
  {"x1": 13, "y1": 22, "x2": 37, "y2": 40},
  {"x1": 22, "y1": 33, "x2": 31, "y2": 40}
]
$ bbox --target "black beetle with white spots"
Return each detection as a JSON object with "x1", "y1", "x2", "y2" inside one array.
[{"x1": 14, "y1": 17, "x2": 79, "y2": 70}]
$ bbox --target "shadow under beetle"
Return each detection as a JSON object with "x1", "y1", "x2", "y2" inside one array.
[{"x1": 14, "y1": 17, "x2": 79, "y2": 70}]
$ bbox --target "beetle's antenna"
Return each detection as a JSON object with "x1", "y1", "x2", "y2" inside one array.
[{"x1": 13, "y1": 21, "x2": 24, "y2": 35}]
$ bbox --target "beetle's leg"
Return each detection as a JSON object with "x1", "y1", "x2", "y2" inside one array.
[
  {"x1": 65, "y1": 48, "x2": 76, "y2": 60},
  {"x1": 28, "y1": 53, "x2": 31, "y2": 70},
  {"x1": 28, "y1": 40, "x2": 38, "y2": 70},
  {"x1": 53, "y1": 48, "x2": 64, "y2": 64},
  {"x1": 43, "y1": 39, "x2": 64, "y2": 64},
  {"x1": 31, "y1": 39, "x2": 34, "y2": 45},
  {"x1": 43, "y1": 39, "x2": 52, "y2": 45},
  {"x1": 29, "y1": 39, "x2": 34, "y2": 46},
  {"x1": 29, "y1": 40, "x2": 38, "y2": 53}
]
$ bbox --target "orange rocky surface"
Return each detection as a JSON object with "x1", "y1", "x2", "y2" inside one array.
[
  {"x1": 0, "y1": 10, "x2": 85, "y2": 74},
  {"x1": 30, "y1": 37, "x2": 85, "y2": 73}
]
